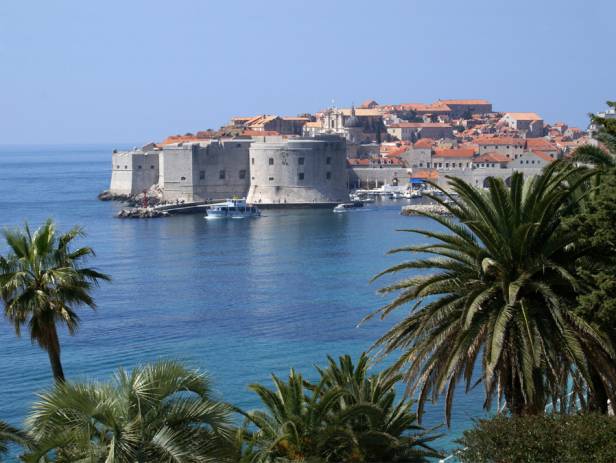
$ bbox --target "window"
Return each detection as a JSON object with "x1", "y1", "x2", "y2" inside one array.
[
  {"x1": 445, "y1": 163, "x2": 450, "y2": 168},
  {"x1": 251, "y1": 158, "x2": 255, "y2": 165},
  {"x1": 236, "y1": 143, "x2": 242, "y2": 148},
  {"x1": 427, "y1": 162, "x2": 431, "y2": 168},
  {"x1": 219, "y1": 170, "x2": 226, "y2": 179},
  {"x1": 150, "y1": 165, "x2": 155, "y2": 169},
  {"x1": 326, "y1": 157, "x2": 331, "y2": 164},
  {"x1": 116, "y1": 165, "x2": 120, "y2": 169},
  {"x1": 269, "y1": 177, "x2": 274, "y2": 181},
  {"x1": 438, "y1": 163, "x2": 442, "y2": 168},
  {"x1": 199, "y1": 170, "x2": 205, "y2": 179},
  {"x1": 124, "y1": 165, "x2": 128, "y2": 169},
  {"x1": 239, "y1": 169, "x2": 246, "y2": 179},
  {"x1": 269, "y1": 158, "x2": 274, "y2": 165},
  {"x1": 137, "y1": 165, "x2": 142, "y2": 169},
  {"x1": 298, "y1": 172, "x2": 304, "y2": 180},
  {"x1": 298, "y1": 157, "x2": 304, "y2": 165},
  {"x1": 180, "y1": 176, "x2": 186, "y2": 181},
  {"x1": 419, "y1": 162, "x2": 423, "y2": 167},
  {"x1": 326, "y1": 172, "x2": 331, "y2": 180},
  {"x1": 459, "y1": 163, "x2": 462, "y2": 168}
]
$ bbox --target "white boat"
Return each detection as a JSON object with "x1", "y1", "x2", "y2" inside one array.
[
  {"x1": 402, "y1": 189, "x2": 422, "y2": 199},
  {"x1": 333, "y1": 201, "x2": 365, "y2": 213},
  {"x1": 205, "y1": 198, "x2": 260, "y2": 219}
]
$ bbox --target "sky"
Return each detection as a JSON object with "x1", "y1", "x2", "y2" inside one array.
[{"x1": 0, "y1": 0, "x2": 614, "y2": 145}]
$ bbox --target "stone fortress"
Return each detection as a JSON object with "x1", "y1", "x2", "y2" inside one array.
[
  {"x1": 108, "y1": 98, "x2": 594, "y2": 206},
  {"x1": 109, "y1": 135, "x2": 349, "y2": 207}
]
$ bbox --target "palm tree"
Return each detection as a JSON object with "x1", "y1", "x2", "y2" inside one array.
[
  {"x1": 0, "y1": 219, "x2": 110, "y2": 382},
  {"x1": 367, "y1": 163, "x2": 616, "y2": 422},
  {"x1": 239, "y1": 369, "x2": 350, "y2": 462},
  {"x1": 0, "y1": 420, "x2": 30, "y2": 457},
  {"x1": 23, "y1": 360, "x2": 234, "y2": 462},
  {"x1": 315, "y1": 354, "x2": 442, "y2": 462}
]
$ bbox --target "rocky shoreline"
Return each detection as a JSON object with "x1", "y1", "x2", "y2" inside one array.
[{"x1": 401, "y1": 204, "x2": 452, "y2": 216}]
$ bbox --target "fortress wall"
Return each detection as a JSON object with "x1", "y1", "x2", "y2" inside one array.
[
  {"x1": 348, "y1": 167, "x2": 409, "y2": 189},
  {"x1": 191, "y1": 140, "x2": 251, "y2": 201},
  {"x1": 161, "y1": 145, "x2": 198, "y2": 202},
  {"x1": 247, "y1": 136, "x2": 348, "y2": 206},
  {"x1": 110, "y1": 150, "x2": 159, "y2": 195}
]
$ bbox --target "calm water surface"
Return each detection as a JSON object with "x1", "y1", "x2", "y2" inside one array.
[{"x1": 0, "y1": 145, "x2": 485, "y2": 456}]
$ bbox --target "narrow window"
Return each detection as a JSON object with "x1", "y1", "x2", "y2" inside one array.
[
  {"x1": 269, "y1": 158, "x2": 274, "y2": 165},
  {"x1": 137, "y1": 165, "x2": 142, "y2": 169},
  {"x1": 219, "y1": 170, "x2": 226, "y2": 179},
  {"x1": 298, "y1": 157, "x2": 304, "y2": 165},
  {"x1": 326, "y1": 172, "x2": 331, "y2": 180},
  {"x1": 269, "y1": 177, "x2": 274, "y2": 181},
  {"x1": 445, "y1": 163, "x2": 450, "y2": 168},
  {"x1": 199, "y1": 170, "x2": 205, "y2": 179},
  {"x1": 298, "y1": 172, "x2": 304, "y2": 180},
  {"x1": 150, "y1": 165, "x2": 155, "y2": 169},
  {"x1": 326, "y1": 157, "x2": 331, "y2": 164},
  {"x1": 239, "y1": 169, "x2": 246, "y2": 179},
  {"x1": 251, "y1": 158, "x2": 255, "y2": 165},
  {"x1": 116, "y1": 165, "x2": 120, "y2": 169},
  {"x1": 124, "y1": 165, "x2": 128, "y2": 169},
  {"x1": 180, "y1": 176, "x2": 186, "y2": 181}
]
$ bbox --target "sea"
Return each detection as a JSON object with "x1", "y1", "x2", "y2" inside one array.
[{"x1": 0, "y1": 145, "x2": 486, "y2": 459}]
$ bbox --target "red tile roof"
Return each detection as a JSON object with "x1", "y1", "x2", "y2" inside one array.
[
  {"x1": 476, "y1": 136, "x2": 525, "y2": 146},
  {"x1": 389, "y1": 122, "x2": 451, "y2": 128},
  {"x1": 413, "y1": 138, "x2": 434, "y2": 149},
  {"x1": 526, "y1": 138, "x2": 558, "y2": 151},
  {"x1": 433, "y1": 148, "x2": 475, "y2": 158},
  {"x1": 438, "y1": 99, "x2": 491, "y2": 105},
  {"x1": 475, "y1": 152, "x2": 509, "y2": 163}
]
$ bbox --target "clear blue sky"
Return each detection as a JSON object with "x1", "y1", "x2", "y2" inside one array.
[{"x1": 1, "y1": 0, "x2": 614, "y2": 144}]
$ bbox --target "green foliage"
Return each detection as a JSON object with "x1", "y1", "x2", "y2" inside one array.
[
  {"x1": 368, "y1": 163, "x2": 616, "y2": 422},
  {"x1": 23, "y1": 360, "x2": 234, "y2": 462},
  {"x1": 238, "y1": 353, "x2": 441, "y2": 462},
  {"x1": 0, "y1": 420, "x2": 30, "y2": 457},
  {"x1": 456, "y1": 413, "x2": 616, "y2": 463},
  {"x1": 0, "y1": 219, "x2": 110, "y2": 382}
]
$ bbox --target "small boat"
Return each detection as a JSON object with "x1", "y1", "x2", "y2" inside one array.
[
  {"x1": 333, "y1": 201, "x2": 365, "y2": 213},
  {"x1": 205, "y1": 198, "x2": 261, "y2": 219}
]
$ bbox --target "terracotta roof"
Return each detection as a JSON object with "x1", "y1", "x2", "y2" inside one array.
[
  {"x1": 438, "y1": 99, "x2": 491, "y2": 105},
  {"x1": 525, "y1": 138, "x2": 558, "y2": 151},
  {"x1": 476, "y1": 136, "x2": 525, "y2": 146},
  {"x1": 475, "y1": 152, "x2": 509, "y2": 163},
  {"x1": 281, "y1": 117, "x2": 310, "y2": 121},
  {"x1": 433, "y1": 148, "x2": 475, "y2": 158},
  {"x1": 505, "y1": 112, "x2": 543, "y2": 121},
  {"x1": 159, "y1": 135, "x2": 201, "y2": 145},
  {"x1": 383, "y1": 103, "x2": 451, "y2": 113},
  {"x1": 339, "y1": 108, "x2": 382, "y2": 117},
  {"x1": 389, "y1": 122, "x2": 452, "y2": 129},
  {"x1": 413, "y1": 138, "x2": 434, "y2": 149},
  {"x1": 412, "y1": 169, "x2": 439, "y2": 180},
  {"x1": 304, "y1": 121, "x2": 321, "y2": 128},
  {"x1": 241, "y1": 130, "x2": 280, "y2": 136},
  {"x1": 531, "y1": 151, "x2": 555, "y2": 162}
]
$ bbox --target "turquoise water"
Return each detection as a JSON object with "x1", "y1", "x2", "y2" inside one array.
[{"x1": 0, "y1": 145, "x2": 485, "y2": 457}]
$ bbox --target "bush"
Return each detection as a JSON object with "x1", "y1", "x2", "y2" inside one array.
[{"x1": 456, "y1": 414, "x2": 616, "y2": 463}]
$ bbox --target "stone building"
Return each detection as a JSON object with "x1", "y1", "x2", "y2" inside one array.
[
  {"x1": 438, "y1": 99, "x2": 493, "y2": 118},
  {"x1": 110, "y1": 149, "x2": 160, "y2": 195},
  {"x1": 477, "y1": 136, "x2": 526, "y2": 158},
  {"x1": 387, "y1": 122, "x2": 454, "y2": 141},
  {"x1": 246, "y1": 136, "x2": 348, "y2": 206},
  {"x1": 160, "y1": 139, "x2": 252, "y2": 202},
  {"x1": 501, "y1": 112, "x2": 544, "y2": 138}
]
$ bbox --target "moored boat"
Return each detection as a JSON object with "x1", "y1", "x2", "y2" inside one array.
[
  {"x1": 205, "y1": 198, "x2": 261, "y2": 219},
  {"x1": 333, "y1": 201, "x2": 365, "y2": 213}
]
